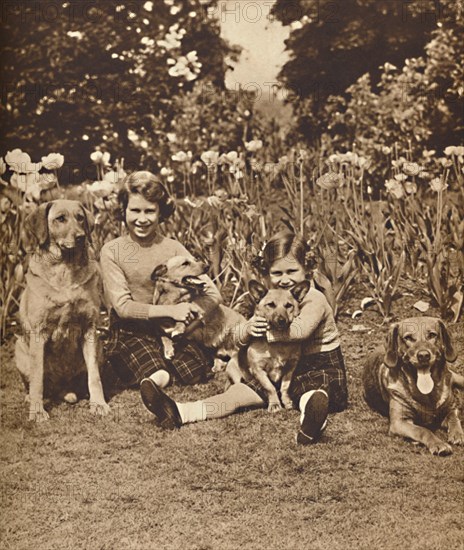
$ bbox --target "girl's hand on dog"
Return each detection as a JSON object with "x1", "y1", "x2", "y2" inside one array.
[
  {"x1": 169, "y1": 303, "x2": 204, "y2": 323},
  {"x1": 245, "y1": 315, "x2": 269, "y2": 338}
]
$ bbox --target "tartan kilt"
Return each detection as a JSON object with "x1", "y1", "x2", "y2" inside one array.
[
  {"x1": 104, "y1": 313, "x2": 214, "y2": 388},
  {"x1": 245, "y1": 346, "x2": 348, "y2": 413}
]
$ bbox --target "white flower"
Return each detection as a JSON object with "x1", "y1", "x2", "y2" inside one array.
[
  {"x1": 171, "y1": 151, "x2": 189, "y2": 163},
  {"x1": 37, "y1": 172, "x2": 57, "y2": 190},
  {"x1": 444, "y1": 145, "x2": 464, "y2": 157},
  {"x1": 5, "y1": 149, "x2": 42, "y2": 173},
  {"x1": 245, "y1": 140, "x2": 263, "y2": 153},
  {"x1": 186, "y1": 50, "x2": 198, "y2": 62},
  {"x1": 127, "y1": 130, "x2": 139, "y2": 142},
  {"x1": 201, "y1": 150, "x2": 219, "y2": 168},
  {"x1": 166, "y1": 132, "x2": 177, "y2": 143},
  {"x1": 290, "y1": 21, "x2": 303, "y2": 31},
  {"x1": 429, "y1": 177, "x2": 448, "y2": 192},
  {"x1": 402, "y1": 162, "x2": 421, "y2": 176},
  {"x1": 41, "y1": 153, "x2": 64, "y2": 170},
  {"x1": 11, "y1": 171, "x2": 42, "y2": 200},
  {"x1": 157, "y1": 37, "x2": 181, "y2": 50},
  {"x1": 143, "y1": 1, "x2": 153, "y2": 11},
  {"x1": 103, "y1": 169, "x2": 126, "y2": 184},
  {"x1": 90, "y1": 151, "x2": 111, "y2": 165},
  {"x1": 67, "y1": 31, "x2": 83, "y2": 40},
  {"x1": 225, "y1": 151, "x2": 238, "y2": 163},
  {"x1": 141, "y1": 36, "x2": 154, "y2": 46},
  {"x1": 385, "y1": 179, "x2": 405, "y2": 199},
  {"x1": 404, "y1": 181, "x2": 417, "y2": 194},
  {"x1": 87, "y1": 180, "x2": 115, "y2": 198},
  {"x1": 316, "y1": 172, "x2": 344, "y2": 190}
]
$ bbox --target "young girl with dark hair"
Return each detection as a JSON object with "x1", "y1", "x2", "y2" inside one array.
[
  {"x1": 141, "y1": 230, "x2": 348, "y2": 444},
  {"x1": 100, "y1": 171, "x2": 222, "y2": 403}
]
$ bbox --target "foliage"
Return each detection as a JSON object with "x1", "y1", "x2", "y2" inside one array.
[
  {"x1": 1, "y1": 0, "x2": 242, "y2": 181},
  {"x1": 323, "y1": 2, "x2": 464, "y2": 187},
  {"x1": 272, "y1": 0, "x2": 444, "y2": 142},
  {"x1": 272, "y1": 0, "x2": 463, "y2": 187},
  {"x1": 2, "y1": 140, "x2": 463, "y2": 336},
  {"x1": 0, "y1": 149, "x2": 63, "y2": 337}
]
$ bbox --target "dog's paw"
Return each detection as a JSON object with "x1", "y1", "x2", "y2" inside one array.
[
  {"x1": 212, "y1": 358, "x2": 227, "y2": 373},
  {"x1": 428, "y1": 440, "x2": 453, "y2": 456},
  {"x1": 163, "y1": 347, "x2": 175, "y2": 360},
  {"x1": 164, "y1": 344, "x2": 176, "y2": 361},
  {"x1": 90, "y1": 402, "x2": 111, "y2": 416},
  {"x1": 448, "y1": 429, "x2": 464, "y2": 446},
  {"x1": 267, "y1": 402, "x2": 282, "y2": 413},
  {"x1": 28, "y1": 408, "x2": 50, "y2": 422},
  {"x1": 281, "y1": 394, "x2": 293, "y2": 410}
]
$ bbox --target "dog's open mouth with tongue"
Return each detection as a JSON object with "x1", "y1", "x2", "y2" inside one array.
[{"x1": 416, "y1": 366, "x2": 434, "y2": 394}]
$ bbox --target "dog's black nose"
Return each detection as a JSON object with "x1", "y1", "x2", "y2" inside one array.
[
  {"x1": 417, "y1": 350, "x2": 431, "y2": 362},
  {"x1": 275, "y1": 317, "x2": 288, "y2": 329}
]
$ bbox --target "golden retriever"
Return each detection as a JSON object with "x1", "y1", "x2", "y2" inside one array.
[{"x1": 15, "y1": 200, "x2": 110, "y2": 421}]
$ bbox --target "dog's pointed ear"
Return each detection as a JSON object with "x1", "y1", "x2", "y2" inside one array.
[
  {"x1": 248, "y1": 280, "x2": 268, "y2": 303},
  {"x1": 291, "y1": 280, "x2": 311, "y2": 303},
  {"x1": 384, "y1": 323, "x2": 399, "y2": 368},
  {"x1": 151, "y1": 264, "x2": 167, "y2": 282},
  {"x1": 24, "y1": 202, "x2": 52, "y2": 248},
  {"x1": 438, "y1": 319, "x2": 457, "y2": 362},
  {"x1": 81, "y1": 205, "x2": 95, "y2": 244}
]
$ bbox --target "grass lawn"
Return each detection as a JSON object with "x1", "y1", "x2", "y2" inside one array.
[{"x1": 1, "y1": 285, "x2": 463, "y2": 550}]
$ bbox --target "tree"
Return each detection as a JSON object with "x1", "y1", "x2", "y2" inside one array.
[
  {"x1": 272, "y1": 0, "x2": 448, "y2": 142},
  {"x1": 321, "y1": 0, "x2": 464, "y2": 186},
  {"x1": 0, "y1": 0, "x2": 241, "y2": 183}
]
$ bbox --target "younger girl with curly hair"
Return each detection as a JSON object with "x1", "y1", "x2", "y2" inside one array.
[{"x1": 141, "y1": 230, "x2": 348, "y2": 444}]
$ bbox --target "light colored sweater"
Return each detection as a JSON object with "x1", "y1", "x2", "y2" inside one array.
[{"x1": 100, "y1": 234, "x2": 221, "y2": 320}]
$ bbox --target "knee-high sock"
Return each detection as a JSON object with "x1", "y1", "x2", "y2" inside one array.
[
  {"x1": 177, "y1": 383, "x2": 264, "y2": 424},
  {"x1": 149, "y1": 369, "x2": 170, "y2": 389}
]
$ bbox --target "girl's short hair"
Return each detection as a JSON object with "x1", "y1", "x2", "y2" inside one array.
[
  {"x1": 253, "y1": 230, "x2": 315, "y2": 275},
  {"x1": 117, "y1": 171, "x2": 175, "y2": 221}
]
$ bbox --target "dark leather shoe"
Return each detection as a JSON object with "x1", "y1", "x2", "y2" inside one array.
[
  {"x1": 140, "y1": 378, "x2": 182, "y2": 429},
  {"x1": 297, "y1": 390, "x2": 329, "y2": 445}
]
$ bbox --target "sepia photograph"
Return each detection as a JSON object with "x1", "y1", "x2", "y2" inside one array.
[{"x1": 1, "y1": 1, "x2": 463, "y2": 548}]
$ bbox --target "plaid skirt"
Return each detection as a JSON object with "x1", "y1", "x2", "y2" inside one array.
[
  {"x1": 246, "y1": 346, "x2": 348, "y2": 413},
  {"x1": 103, "y1": 313, "x2": 215, "y2": 388}
]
